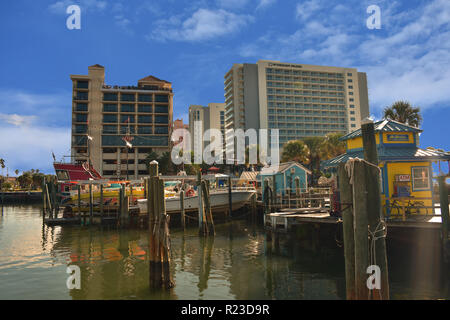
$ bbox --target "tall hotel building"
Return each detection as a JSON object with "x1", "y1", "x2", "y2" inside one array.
[
  {"x1": 70, "y1": 64, "x2": 173, "y2": 179},
  {"x1": 224, "y1": 60, "x2": 370, "y2": 148}
]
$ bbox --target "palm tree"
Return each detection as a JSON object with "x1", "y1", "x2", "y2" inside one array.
[
  {"x1": 14, "y1": 169, "x2": 19, "y2": 176},
  {"x1": 281, "y1": 140, "x2": 310, "y2": 164},
  {"x1": 321, "y1": 132, "x2": 346, "y2": 159},
  {"x1": 383, "y1": 100, "x2": 422, "y2": 127}
]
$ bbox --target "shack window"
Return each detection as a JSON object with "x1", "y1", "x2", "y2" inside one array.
[{"x1": 411, "y1": 167, "x2": 430, "y2": 191}]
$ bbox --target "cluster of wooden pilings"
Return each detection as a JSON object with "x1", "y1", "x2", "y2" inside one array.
[
  {"x1": 146, "y1": 161, "x2": 173, "y2": 290},
  {"x1": 338, "y1": 121, "x2": 389, "y2": 300}
]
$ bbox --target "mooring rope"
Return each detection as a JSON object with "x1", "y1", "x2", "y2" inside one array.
[
  {"x1": 368, "y1": 220, "x2": 387, "y2": 299},
  {"x1": 344, "y1": 157, "x2": 381, "y2": 186}
]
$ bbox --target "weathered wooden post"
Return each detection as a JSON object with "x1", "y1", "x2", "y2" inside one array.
[
  {"x1": 45, "y1": 182, "x2": 52, "y2": 219},
  {"x1": 180, "y1": 190, "x2": 185, "y2": 230},
  {"x1": 100, "y1": 184, "x2": 104, "y2": 222},
  {"x1": 50, "y1": 181, "x2": 56, "y2": 219},
  {"x1": 338, "y1": 163, "x2": 356, "y2": 300},
  {"x1": 295, "y1": 177, "x2": 300, "y2": 208},
  {"x1": 361, "y1": 120, "x2": 389, "y2": 300},
  {"x1": 197, "y1": 171, "x2": 206, "y2": 234},
  {"x1": 271, "y1": 175, "x2": 277, "y2": 209},
  {"x1": 438, "y1": 176, "x2": 449, "y2": 259},
  {"x1": 42, "y1": 178, "x2": 47, "y2": 218},
  {"x1": 147, "y1": 160, "x2": 173, "y2": 290},
  {"x1": 201, "y1": 179, "x2": 215, "y2": 235},
  {"x1": 77, "y1": 184, "x2": 81, "y2": 222},
  {"x1": 89, "y1": 183, "x2": 93, "y2": 224},
  {"x1": 148, "y1": 161, "x2": 159, "y2": 289},
  {"x1": 227, "y1": 176, "x2": 232, "y2": 219},
  {"x1": 352, "y1": 160, "x2": 370, "y2": 300}
]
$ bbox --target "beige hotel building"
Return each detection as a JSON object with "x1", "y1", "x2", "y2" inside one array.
[
  {"x1": 70, "y1": 64, "x2": 173, "y2": 180},
  {"x1": 224, "y1": 60, "x2": 370, "y2": 148}
]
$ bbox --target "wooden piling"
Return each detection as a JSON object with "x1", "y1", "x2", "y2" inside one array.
[
  {"x1": 438, "y1": 176, "x2": 449, "y2": 254},
  {"x1": 89, "y1": 183, "x2": 93, "y2": 223},
  {"x1": 100, "y1": 184, "x2": 104, "y2": 220},
  {"x1": 45, "y1": 183, "x2": 52, "y2": 219},
  {"x1": 180, "y1": 190, "x2": 185, "y2": 230},
  {"x1": 352, "y1": 161, "x2": 370, "y2": 300},
  {"x1": 77, "y1": 184, "x2": 81, "y2": 220},
  {"x1": 197, "y1": 171, "x2": 207, "y2": 235},
  {"x1": 295, "y1": 177, "x2": 300, "y2": 208},
  {"x1": 227, "y1": 176, "x2": 232, "y2": 219},
  {"x1": 338, "y1": 163, "x2": 356, "y2": 300},
  {"x1": 361, "y1": 121, "x2": 389, "y2": 300},
  {"x1": 202, "y1": 180, "x2": 215, "y2": 235}
]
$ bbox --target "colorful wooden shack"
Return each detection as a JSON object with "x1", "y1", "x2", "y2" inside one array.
[
  {"x1": 321, "y1": 119, "x2": 450, "y2": 218},
  {"x1": 259, "y1": 161, "x2": 311, "y2": 201}
]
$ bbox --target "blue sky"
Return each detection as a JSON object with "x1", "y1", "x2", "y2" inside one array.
[{"x1": 0, "y1": 0, "x2": 449, "y2": 174}]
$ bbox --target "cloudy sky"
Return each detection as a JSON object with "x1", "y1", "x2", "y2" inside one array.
[{"x1": 1, "y1": 0, "x2": 449, "y2": 174}]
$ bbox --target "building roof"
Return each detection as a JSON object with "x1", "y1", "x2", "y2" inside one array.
[
  {"x1": 340, "y1": 119, "x2": 422, "y2": 141},
  {"x1": 138, "y1": 75, "x2": 171, "y2": 84},
  {"x1": 322, "y1": 147, "x2": 450, "y2": 170},
  {"x1": 260, "y1": 161, "x2": 312, "y2": 175},
  {"x1": 89, "y1": 64, "x2": 104, "y2": 68},
  {"x1": 239, "y1": 171, "x2": 259, "y2": 181}
]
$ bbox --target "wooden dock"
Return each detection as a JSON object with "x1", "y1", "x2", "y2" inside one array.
[{"x1": 264, "y1": 210, "x2": 443, "y2": 233}]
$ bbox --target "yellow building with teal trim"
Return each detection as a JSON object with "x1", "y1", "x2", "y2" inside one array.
[{"x1": 322, "y1": 119, "x2": 450, "y2": 218}]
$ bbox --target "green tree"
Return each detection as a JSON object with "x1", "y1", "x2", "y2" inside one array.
[
  {"x1": 14, "y1": 169, "x2": 19, "y2": 176},
  {"x1": 17, "y1": 172, "x2": 33, "y2": 189},
  {"x1": 281, "y1": 140, "x2": 310, "y2": 164},
  {"x1": 321, "y1": 132, "x2": 346, "y2": 159},
  {"x1": 383, "y1": 100, "x2": 422, "y2": 127}
]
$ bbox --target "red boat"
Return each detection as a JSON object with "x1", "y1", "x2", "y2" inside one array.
[{"x1": 53, "y1": 161, "x2": 103, "y2": 202}]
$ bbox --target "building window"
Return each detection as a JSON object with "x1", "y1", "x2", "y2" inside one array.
[
  {"x1": 120, "y1": 104, "x2": 135, "y2": 113},
  {"x1": 75, "y1": 114, "x2": 88, "y2": 122},
  {"x1": 348, "y1": 79, "x2": 353, "y2": 83},
  {"x1": 154, "y1": 126, "x2": 168, "y2": 134},
  {"x1": 351, "y1": 124, "x2": 356, "y2": 128},
  {"x1": 103, "y1": 104, "x2": 118, "y2": 112},
  {"x1": 155, "y1": 115, "x2": 168, "y2": 124},
  {"x1": 75, "y1": 91, "x2": 88, "y2": 100},
  {"x1": 412, "y1": 167, "x2": 430, "y2": 191},
  {"x1": 350, "y1": 117, "x2": 355, "y2": 121},
  {"x1": 155, "y1": 95, "x2": 169, "y2": 102},
  {"x1": 347, "y1": 73, "x2": 352, "y2": 76},
  {"x1": 349, "y1": 98, "x2": 354, "y2": 102},
  {"x1": 75, "y1": 124, "x2": 87, "y2": 134},
  {"x1": 75, "y1": 103, "x2": 88, "y2": 112},
  {"x1": 348, "y1": 86, "x2": 353, "y2": 89},
  {"x1": 350, "y1": 104, "x2": 355, "y2": 108},
  {"x1": 138, "y1": 115, "x2": 152, "y2": 123},
  {"x1": 350, "y1": 111, "x2": 355, "y2": 115},
  {"x1": 138, "y1": 126, "x2": 152, "y2": 134},
  {"x1": 121, "y1": 93, "x2": 135, "y2": 102},
  {"x1": 155, "y1": 105, "x2": 168, "y2": 113},
  {"x1": 349, "y1": 92, "x2": 353, "y2": 95},
  {"x1": 103, "y1": 93, "x2": 118, "y2": 101},
  {"x1": 138, "y1": 94, "x2": 152, "y2": 102},
  {"x1": 77, "y1": 80, "x2": 89, "y2": 89},
  {"x1": 121, "y1": 115, "x2": 135, "y2": 123},
  {"x1": 138, "y1": 105, "x2": 152, "y2": 113},
  {"x1": 103, "y1": 114, "x2": 118, "y2": 123},
  {"x1": 103, "y1": 125, "x2": 117, "y2": 134},
  {"x1": 120, "y1": 125, "x2": 135, "y2": 134}
]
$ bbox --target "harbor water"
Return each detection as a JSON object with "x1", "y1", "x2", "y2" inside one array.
[{"x1": 0, "y1": 205, "x2": 448, "y2": 300}]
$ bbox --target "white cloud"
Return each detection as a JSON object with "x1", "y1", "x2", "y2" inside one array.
[
  {"x1": 48, "y1": 0, "x2": 107, "y2": 14},
  {"x1": 295, "y1": 0, "x2": 322, "y2": 21},
  {"x1": 0, "y1": 113, "x2": 36, "y2": 126},
  {"x1": 0, "y1": 89, "x2": 71, "y2": 127},
  {"x1": 239, "y1": 0, "x2": 450, "y2": 112},
  {"x1": 0, "y1": 124, "x2": 71, "y2": 174},
  {"x1": 150, "y1": 8, "x2": 254, "y2": 42},
  {"x1": 256, "y1": 0, "x2": 277, "y2": 10}
]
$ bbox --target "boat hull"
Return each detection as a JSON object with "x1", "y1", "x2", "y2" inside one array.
[{"x1": 137, "y1": 190, "x2": 256, "y2": 214}]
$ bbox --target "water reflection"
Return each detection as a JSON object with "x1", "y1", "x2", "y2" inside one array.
[{"x1": 0, "y1": 205, "x2": 448, "y2": 300}]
